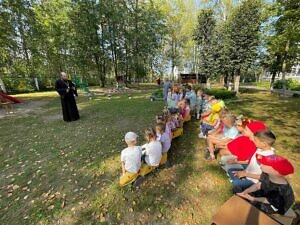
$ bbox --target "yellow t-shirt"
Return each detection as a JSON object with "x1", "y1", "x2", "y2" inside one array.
[{"x1": 208, "y1": 112, "x2": 219, "y2": 126}]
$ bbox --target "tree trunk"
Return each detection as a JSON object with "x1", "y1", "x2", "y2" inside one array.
[
  {"x1": 93, "y1": 54, "x2": 104, "y2": 87},
  {"x1": 101, "y1": 62, "x2": 106, "y2": 88},
  {"x1": 270, "y1": 71, "x2": 277, "y2": 88},
  {"x1": 0, "y1": 77, "x2": 7, "y2": 93},
  {"x1": 234, "y1": 69, "x2": 241, "y2": 93},
  {"x1": 281, "y1": 40, "x2": 290, "y2": 92},
  {"x1": 206, "y1": 77, "x2": 211, "y2": 89},
  {"x1": 220, "y1": 75, "x2": 225, "y2": 87},
  {"x1": 224, "y1": 73, "x2": 229, "y2": 89}
]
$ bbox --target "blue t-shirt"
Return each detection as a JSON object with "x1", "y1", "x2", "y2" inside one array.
[
  {"x1": 185, "y1": 91, "x2": 197, "y2": 108},
  {"x1": 223, "y1": 126, "x2": 239, "y2": 140}
]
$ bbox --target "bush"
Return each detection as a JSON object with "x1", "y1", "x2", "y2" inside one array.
[
  {"x1": 204, "y1": 88, "x2": 236, "y2": 99},
  {"x1": 152, "y1": 89, "x2": 163, "y2": 98},
  {"x1": 273, "y1": 79, "x2": 300, "y2": 90},
  {"x1": 291, "y1": 85, "x2": 300, "y2": 91},
  {"x1": 3, "y1": 77, "x2": 35, "y2": 94}
]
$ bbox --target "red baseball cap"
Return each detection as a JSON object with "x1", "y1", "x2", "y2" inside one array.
[
  {"x1": 227, "y1": 136, "x2": 257, "y2": 161},
  {"x1": 256, "y1": 154, "x2": 294, "y2": 176},
  {"x1": 246, "y1": 121, "x2": 267, "y2": 133}
]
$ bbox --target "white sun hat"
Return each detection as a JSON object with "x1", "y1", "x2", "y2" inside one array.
[{"x1": 124, "y1": 132, "x2": 138, "y2": 142}]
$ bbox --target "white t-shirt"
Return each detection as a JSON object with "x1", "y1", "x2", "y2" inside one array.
[
  {"x1": 246, "y1": 148, "x2": 274, "y2": 183},
  {"x1": 143, "y1": 141, "x2": 162, "y2": 166},
  {"x1": 121, "y1": 146, "x2": 142, "y2": 173}
]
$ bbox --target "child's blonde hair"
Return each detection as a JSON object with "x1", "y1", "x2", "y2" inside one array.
[
  {"x1": 144, "y1": 128, "x2": 156, "y2": 140},
  {"x1": 219, "y1": 107, "x2": 231, "y2": 118},
  {"x1": 155, "y1": 123, "x2": 165, "y2": 133},
  {"x1": 222, "y1": 113, "x2": 236, "y2": 125}
]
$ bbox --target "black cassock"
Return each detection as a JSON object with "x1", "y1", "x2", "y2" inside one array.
[{"x1": 55, "y1": 79, "x2": 80, "y2": 122}]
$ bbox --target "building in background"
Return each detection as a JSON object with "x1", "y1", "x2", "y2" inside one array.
[{"x1": 262, "y1": 63, "x2": 300, "y2": 82}]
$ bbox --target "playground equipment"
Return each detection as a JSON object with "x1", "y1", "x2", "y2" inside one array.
[
  {"x1": 0, "y1": 92, "x2": 22, "y2": 103},
  {"x1": 74, "y1": 77, "x2": 94, "y2": 96}
]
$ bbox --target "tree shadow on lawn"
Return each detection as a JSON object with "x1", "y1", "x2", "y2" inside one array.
[
  {"x1": 75, "y1": 121, "x2": 232, "y2": 225},
  {"x1": 0, "y1": 94, "x2": 165, "y2": 225}
]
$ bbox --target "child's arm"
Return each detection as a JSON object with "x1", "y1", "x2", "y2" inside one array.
[
  {"x1": 241, "y1": 182, "x2": 261, "y2": 194},
  {"x1": 233, "y1": 170, "x2": 261, "y2": 180},
  {"x1": 121, "y1": 162, "x2": 126, "y2": 175},
  {"x1": 236, "y1": 182, "x2": 261, "y2": 201},
  {"x1": 237, "y1": 182, "x2": 270, "y2": 204},
  {"x1": 215, "y1": 138, "x2": 232, "y2": 148},
  {"x1": 227, "y1": 158, "x2": 248, "y2": 165}
]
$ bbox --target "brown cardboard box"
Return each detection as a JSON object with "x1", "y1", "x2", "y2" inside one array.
[{"x1": 212, "y1": 195, "x2": 281, "y2": 225}]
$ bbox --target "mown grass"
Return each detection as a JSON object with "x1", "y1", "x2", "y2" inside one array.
[
  {"x1": 0, "y1": 88, "x2": 299, "y2": 225},
  {"x1": 245, "y1": 82, "x2": 271, "y2": 89}
]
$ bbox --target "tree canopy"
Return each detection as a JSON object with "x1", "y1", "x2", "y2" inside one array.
[{"x1": 0, "y1": 0, "x2": 299, "y2": 93}]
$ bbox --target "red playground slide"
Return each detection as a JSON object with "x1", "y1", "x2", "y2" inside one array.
[{"x1": 0, "y1": 92, "x2": 22, "y2": 103}]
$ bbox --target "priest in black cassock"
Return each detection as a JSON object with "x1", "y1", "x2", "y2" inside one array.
[{"x1": 55, "y1": 72, "x2": 80, "y2": 122}]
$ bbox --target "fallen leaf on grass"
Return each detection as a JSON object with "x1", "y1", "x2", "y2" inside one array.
[
  {"x1": 12, "y1": 185, "x2": 19, "y2": 190},
  {"x1": 61, "y1": 199, "x2": 66, "y2": 208}
]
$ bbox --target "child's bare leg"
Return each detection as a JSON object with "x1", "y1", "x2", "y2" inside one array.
[
  {"x1": 219, "y1": 148, "x2": 231, "y2": 156},
  {"x1": 207, "y1": 136, "x2": 218, "y2": 159}
]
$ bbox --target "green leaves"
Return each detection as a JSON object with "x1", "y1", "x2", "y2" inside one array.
[{"x1": 194, "y1": 8, "x2": 216, "y2": 78}]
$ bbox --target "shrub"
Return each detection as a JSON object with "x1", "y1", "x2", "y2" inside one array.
[
  {"x1": 273, "y1": 79, "x2": 300, "y2": 90},
  {"x1": 203, "y1": 88, "x2": 236, "y2": 99},
  {"x1": 152, "y1": 89, "x2": 163, "y2": 98}
]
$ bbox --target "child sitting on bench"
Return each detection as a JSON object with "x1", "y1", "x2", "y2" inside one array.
[
  {"x1": 228, "y1": 128, "x2": 275, "y2": 193},
  {"x1": 206, "y1": 112, "x2": 239, "y2": 160},
  {"x1": 237, "y1": 154, "x2": 295, "y2": 215},
  {"x1": 199, "y1": 103, "x2": 222, "y2": 139},
  {"x1": 140, "y1": 128, "x2": 162, "y2": 176},
  {"x1": 119, "y1": 132, "x2": 142, "y2": 186},
  {"x1": 156, "y1": 123, "x2": 171, "y2": 165},
  {"x1": 219, "y1": 117, "x2": 256, "y2": 171}
]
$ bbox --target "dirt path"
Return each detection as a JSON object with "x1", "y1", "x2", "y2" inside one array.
[{"x1": 0, "y1": 100, "x2": 49, "y2": 119}]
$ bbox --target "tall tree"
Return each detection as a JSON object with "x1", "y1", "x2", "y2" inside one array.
[
  {"x1": 193, "y1": 9, "x2": 216, "y2": 84},
  {"x1": 224, "y1": 0, "x2": 263, "y2": 92},
  {"x1": 272, "y1": 0, "x2": 300, "y2": 90}
]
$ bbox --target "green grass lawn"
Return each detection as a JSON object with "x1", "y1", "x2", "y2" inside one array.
[
  {"x1": 244, "y1": 82, "x2": 271, "y2": 89},
  {"x1": 0, "y1": 89, "x2": 299, "y2": 225}
]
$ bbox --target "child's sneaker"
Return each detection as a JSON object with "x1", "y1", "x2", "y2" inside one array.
[{"x1": 198, "y1": 133, "x2": 206, "y2": 139}]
